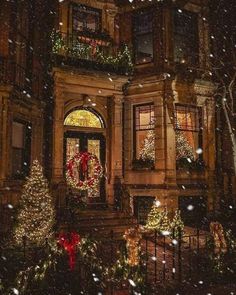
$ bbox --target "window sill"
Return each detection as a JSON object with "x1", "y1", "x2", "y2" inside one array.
[{"x1": 134, "y1": 61, "x2": 154, "y2": 68}]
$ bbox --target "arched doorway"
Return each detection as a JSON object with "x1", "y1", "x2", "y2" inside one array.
[{"x1": 64, "y1": 108, "x2": 106, "y2": 204}]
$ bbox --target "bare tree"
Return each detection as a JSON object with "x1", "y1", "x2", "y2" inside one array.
[{"x1": 209, "y1": 0, "x2": 236, "y2": 174}]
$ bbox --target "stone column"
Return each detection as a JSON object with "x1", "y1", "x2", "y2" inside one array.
[
  {"x1": 164, "y1": 81, "x2": 176, "y2": 185},
  {"x1": 205, "y1": 98, "x2": 217, "y2": 211},
  {"x1": 108, "y1": 94, "x2": 123, "y2": 206},
  {"x1": 52, "y1": 89, "x2": 65, "y2": 183},
  {"x1": 154, "y1": 95, "x2": 165, "y2": 170},
  {"x1": 104, "y1": 8, "x2": 117, "y2": 39}
]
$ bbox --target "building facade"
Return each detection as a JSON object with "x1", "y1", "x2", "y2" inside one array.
[{"x1": 0, "y1": 0, "x2": 217, "y2": 228}]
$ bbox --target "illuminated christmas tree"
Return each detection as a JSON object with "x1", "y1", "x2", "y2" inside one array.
[
  {"x1": 139, "y1": 129, "x2": 155, "y2": 162},
  {"x1": 145, "y1": 203, "x2": 171, "y2": 233},
  {"x1": 145, "y1": 203, "x2": 163, "y2": 230},
  {"x1": 14, "y1": 160, "x2": 55, "y2": 246},
  {"x1": 176, "y1": 130, "x2": 194, "y2": 160},
  {"x1": 171, "y1": 210, "x2": 184, "y2": 237}
]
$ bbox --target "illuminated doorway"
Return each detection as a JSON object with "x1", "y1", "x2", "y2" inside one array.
[{"x1": 64, "y1": 108, "x2": 106, "y2": 203}]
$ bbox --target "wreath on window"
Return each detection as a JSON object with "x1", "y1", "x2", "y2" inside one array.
[{"x1": 66, "y1": 152, "x2": 103, "y2": 191}]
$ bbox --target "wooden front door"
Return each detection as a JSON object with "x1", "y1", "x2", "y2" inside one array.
[{"x1": 64, "y1": 131, "x2": 106, "y2": 203}]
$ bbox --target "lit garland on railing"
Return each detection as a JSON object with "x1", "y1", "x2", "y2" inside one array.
[{"x1": 51, "y1": 30, "x2": 133, "y2": 73}]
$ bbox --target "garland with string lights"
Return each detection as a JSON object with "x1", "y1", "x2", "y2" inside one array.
[{"x1": 51, "y1": 30, "x2": 133, "y2": 73}]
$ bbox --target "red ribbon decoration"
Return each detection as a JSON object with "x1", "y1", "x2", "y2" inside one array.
[
  {"x1": 58, "y1": 232, "x2": 80, "y2": 271},
  {"x1": 81, "y1": 152, "x2": 89, "y2": 174}
]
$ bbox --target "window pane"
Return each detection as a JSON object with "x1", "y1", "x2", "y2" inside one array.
[
  {"x1": 173, "y1": 9, "x2": 198, "y2": 64},
  {"x1": 73, "y1": 4, "x2": 101, "y2": 32},
  {"x1": 175, "y1": 105, "x2": 199, "y2": 131},
  {"x1": 88, "y1": 139, "x2": 100, "y2": 160},
  {"x1": 88, "y1": 139, "x2": 101, "y2": 198},
  {"x1": 64, "y1": 109, "x2": 103, "y2": 128},
  {"x1": 11, "y1": 120, "x2": 31, "y2": 177},
  {"x1": 66, "y1": 138, "x2": 80, "y2": 161},
  {"x1": 12, "y1": 148, "x2": 23, "y2": 176},
  {"x1": 134, "y1": 104, "x2": 155, "y2": 161},
  {"x1": 136, "y1": 33, "x2": 153, "y2": 64},
  {"x1": 175, "y1": 105, "x2": 201, "y2": 161},
  {"x1": 134, "y1": 10, "x2": 153, "y2": 64},
  {"x1": 176, "y1": 130, "x2": 198, "y2": 160},
  {"x1": 135, "y1": 104, "x2": 154, "y2": 130},
  {"x1": 12, "y1": 121, "x2": 25, "y2": 148}
]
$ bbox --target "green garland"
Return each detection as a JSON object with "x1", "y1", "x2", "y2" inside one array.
[{"x1": 51, "y1": 30, "x2": 133, "y2": 73}]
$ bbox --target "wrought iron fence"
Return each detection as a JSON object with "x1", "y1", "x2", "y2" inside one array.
[{"x1": 1, "y1": 228, "x2": 225, "y2": 295}]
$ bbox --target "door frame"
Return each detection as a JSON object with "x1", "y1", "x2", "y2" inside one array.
[{"x1": 64, "y1": 130, "x2": 106, "y2": 202}]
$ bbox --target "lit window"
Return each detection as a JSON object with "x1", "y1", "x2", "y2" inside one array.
[
  {"x1": 133, "y1": 9, "x2": 153, "y2": 64},
  {"x1": 134, "y1": 104, "x2": 155, "y2": 161},
  {"x1": 64, "y1": 109, "x2": 103, "y2": 128},
  {"x1": 175, "y1": 105, "x2": 202, "y2": 161},
  {"x1": 173, "y1": 9, "x2": 199, "y2": 65},
  {"x1": 12, "y1": 121, "x2": 31, "y2": 178}
]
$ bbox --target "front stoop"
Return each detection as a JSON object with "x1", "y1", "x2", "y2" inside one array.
[{"x1": 58, "y1": 209, "x2": 138, "y2": 239}]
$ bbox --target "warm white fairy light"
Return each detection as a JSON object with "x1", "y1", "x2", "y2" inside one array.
[{"x1": 14, "y1": 160, "x2": 55, "y2": 246}]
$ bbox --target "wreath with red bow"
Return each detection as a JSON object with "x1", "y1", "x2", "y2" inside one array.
[{"x1": 66, "y1": 151, "x2": 103, "y2": 191}]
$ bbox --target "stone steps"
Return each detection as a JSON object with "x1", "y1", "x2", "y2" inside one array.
[{"x1": 59, "y1": 209, "x2": 138, "y2": 240}]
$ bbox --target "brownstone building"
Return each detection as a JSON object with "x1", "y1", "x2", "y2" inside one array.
[{"x1": 0, "y1": 0, "x2": 217, "y2": 231}]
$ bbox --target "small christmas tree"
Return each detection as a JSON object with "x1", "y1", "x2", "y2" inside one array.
[
  {"x1": 160, "y1": 210, "x2": 171, "y2": 233},
  {"x1": 145, "y1": 202, "x2": 163, "y2": 230},
  {"x1": 139, "y1": 129, "x2": 155, "y2": 162},
  {"x1": 14, "y1": 160, "x2": 55, "y2": 246},
  {"x1": 176, "y1": 130, "x2": 194, "y2": 160},
  {"x1": 171, "y1": 210, "x2": 184, "y2": 237},
  {"x1": 145, "y1": 203, "x2": 171, "y2": 233}
]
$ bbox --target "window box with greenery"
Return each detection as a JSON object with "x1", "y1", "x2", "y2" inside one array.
[
  {"x1": 175, "y1": 104, "x2": 203, "y2": 171},
  {"x1": 176, "y1": 157, "x2": 205, "y2": 171},
  {"x1": 133, "y1": 104, "x2": 155, "y2": 170},
  {"x1": 132, "y1": 158, "x2": 155, "y2": 170}
]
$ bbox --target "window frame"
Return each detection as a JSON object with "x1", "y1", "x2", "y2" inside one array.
[
  {"x1": 175, "y1": 104, "x2": 203, "y2": 160},
  {"x1": 133, "y1": 8, "x2": 154, "y2": 65},
  {"x1": 133, "y1": 103, "x2": 155, "y2": 161},
  {"x1": 71, "y1": 2, "x2": 102, "y2": 34},
  {"x1": 173, "y1": 8, "x2": 199, "y2": 65},
  {"x1": 11, "y1": 119, "x2": 32, "y2": 179}
]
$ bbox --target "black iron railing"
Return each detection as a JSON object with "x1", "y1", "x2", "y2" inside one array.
[
  {"x1": 0, "y1": 56, "x2": 40, "y2": 98},
  {"x1": 1, "y1": 227, "x2": 226, "y2": 294}
]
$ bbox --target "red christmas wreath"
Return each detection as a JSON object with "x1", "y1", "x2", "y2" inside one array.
[{"x1": 66, "y1": 151, "x2": 103, "y2": 191}]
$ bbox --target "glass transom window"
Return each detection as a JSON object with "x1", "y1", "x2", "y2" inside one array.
[{"x1": 64, "y1": 109, "x2": 103, "y2": 128}]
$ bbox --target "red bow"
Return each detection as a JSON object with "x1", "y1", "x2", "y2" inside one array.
[
  {"x1": 81, "y1": 153, "x2": 90, "y2": 174},
  {"x1": 59, "y1": 232, "x2": 80, "y2": 270}
]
